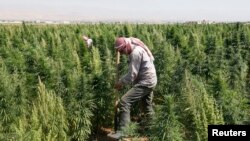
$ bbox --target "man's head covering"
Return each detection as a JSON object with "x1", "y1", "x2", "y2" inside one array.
[
  {"x1": 115, "y1": 37, "x2": 154, "y2": 61},
  {"x1": 130, "y1": 37, "x2": 154, "y2": 61},
  {"x1": 115, "y1": 37, "x2": 126, "y2": 50},
  {"x1": 114, "y1": 37, "x2": 132, "y2": 54}
]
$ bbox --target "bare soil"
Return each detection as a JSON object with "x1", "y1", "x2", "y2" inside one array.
[{"x1": 88, "y1": 127, "x2": 148, "y2": 141}]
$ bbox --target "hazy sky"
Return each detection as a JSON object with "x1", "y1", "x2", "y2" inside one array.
[{"x1": 0, "y1": 0, "x2": 249, "y2": 22}]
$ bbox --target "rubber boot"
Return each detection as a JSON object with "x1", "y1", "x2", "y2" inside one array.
[
  {"x1": 107, "y1": 111, "x2": 130, "y2": 140},
  {"x1": 107, "y1": 130, "x2": 123, "y2": 140},
  {"x1": 119, "y1": 111, "x2": 130, "y2": 130}
]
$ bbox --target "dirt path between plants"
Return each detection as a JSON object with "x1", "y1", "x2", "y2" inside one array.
[{"x1": 88, "y1": 127, "x2": 148, "y2": 141}]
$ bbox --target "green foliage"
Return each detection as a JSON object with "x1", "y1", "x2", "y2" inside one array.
[
  {"x1": 12, "y1": 79, "x2": 68, "y2": 141},
  {"x1": 0, "y1": 63, "x2": 28, "y2": 140},
  {"x1": 154, "y1": 43, "x2": 181, "y2": 96},
  {"x1": 0, "y1": 23, "x2": 249, "y2": 141},
  {"x1": 178, "y1": 71, "x2": 224, "y2": 141},
  {"x1": 149, "y1": 95, "x2": 184, "y2": 141},
  {"x1": 211, "y1": 75, "x2": 249, "y2": 124},
  {"x1": 122, "y1": 122, "x2": 140, "y2": 138},
  {"x1": 27, "y1": 79, "x2": 67, "y2": 140}
]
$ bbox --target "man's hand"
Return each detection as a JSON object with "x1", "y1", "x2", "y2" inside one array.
[{"x1": 114, "y1": 82, "x2": 123, "y2": 91}]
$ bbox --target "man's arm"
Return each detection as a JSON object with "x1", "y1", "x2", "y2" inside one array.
[{"x1": 120, "y1": 50, "x2": 141, "y2": 85}]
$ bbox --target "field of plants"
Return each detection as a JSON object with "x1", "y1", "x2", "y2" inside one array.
[{"x1": 0, "y1": 23, "x2": 249, "y2": 141}]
